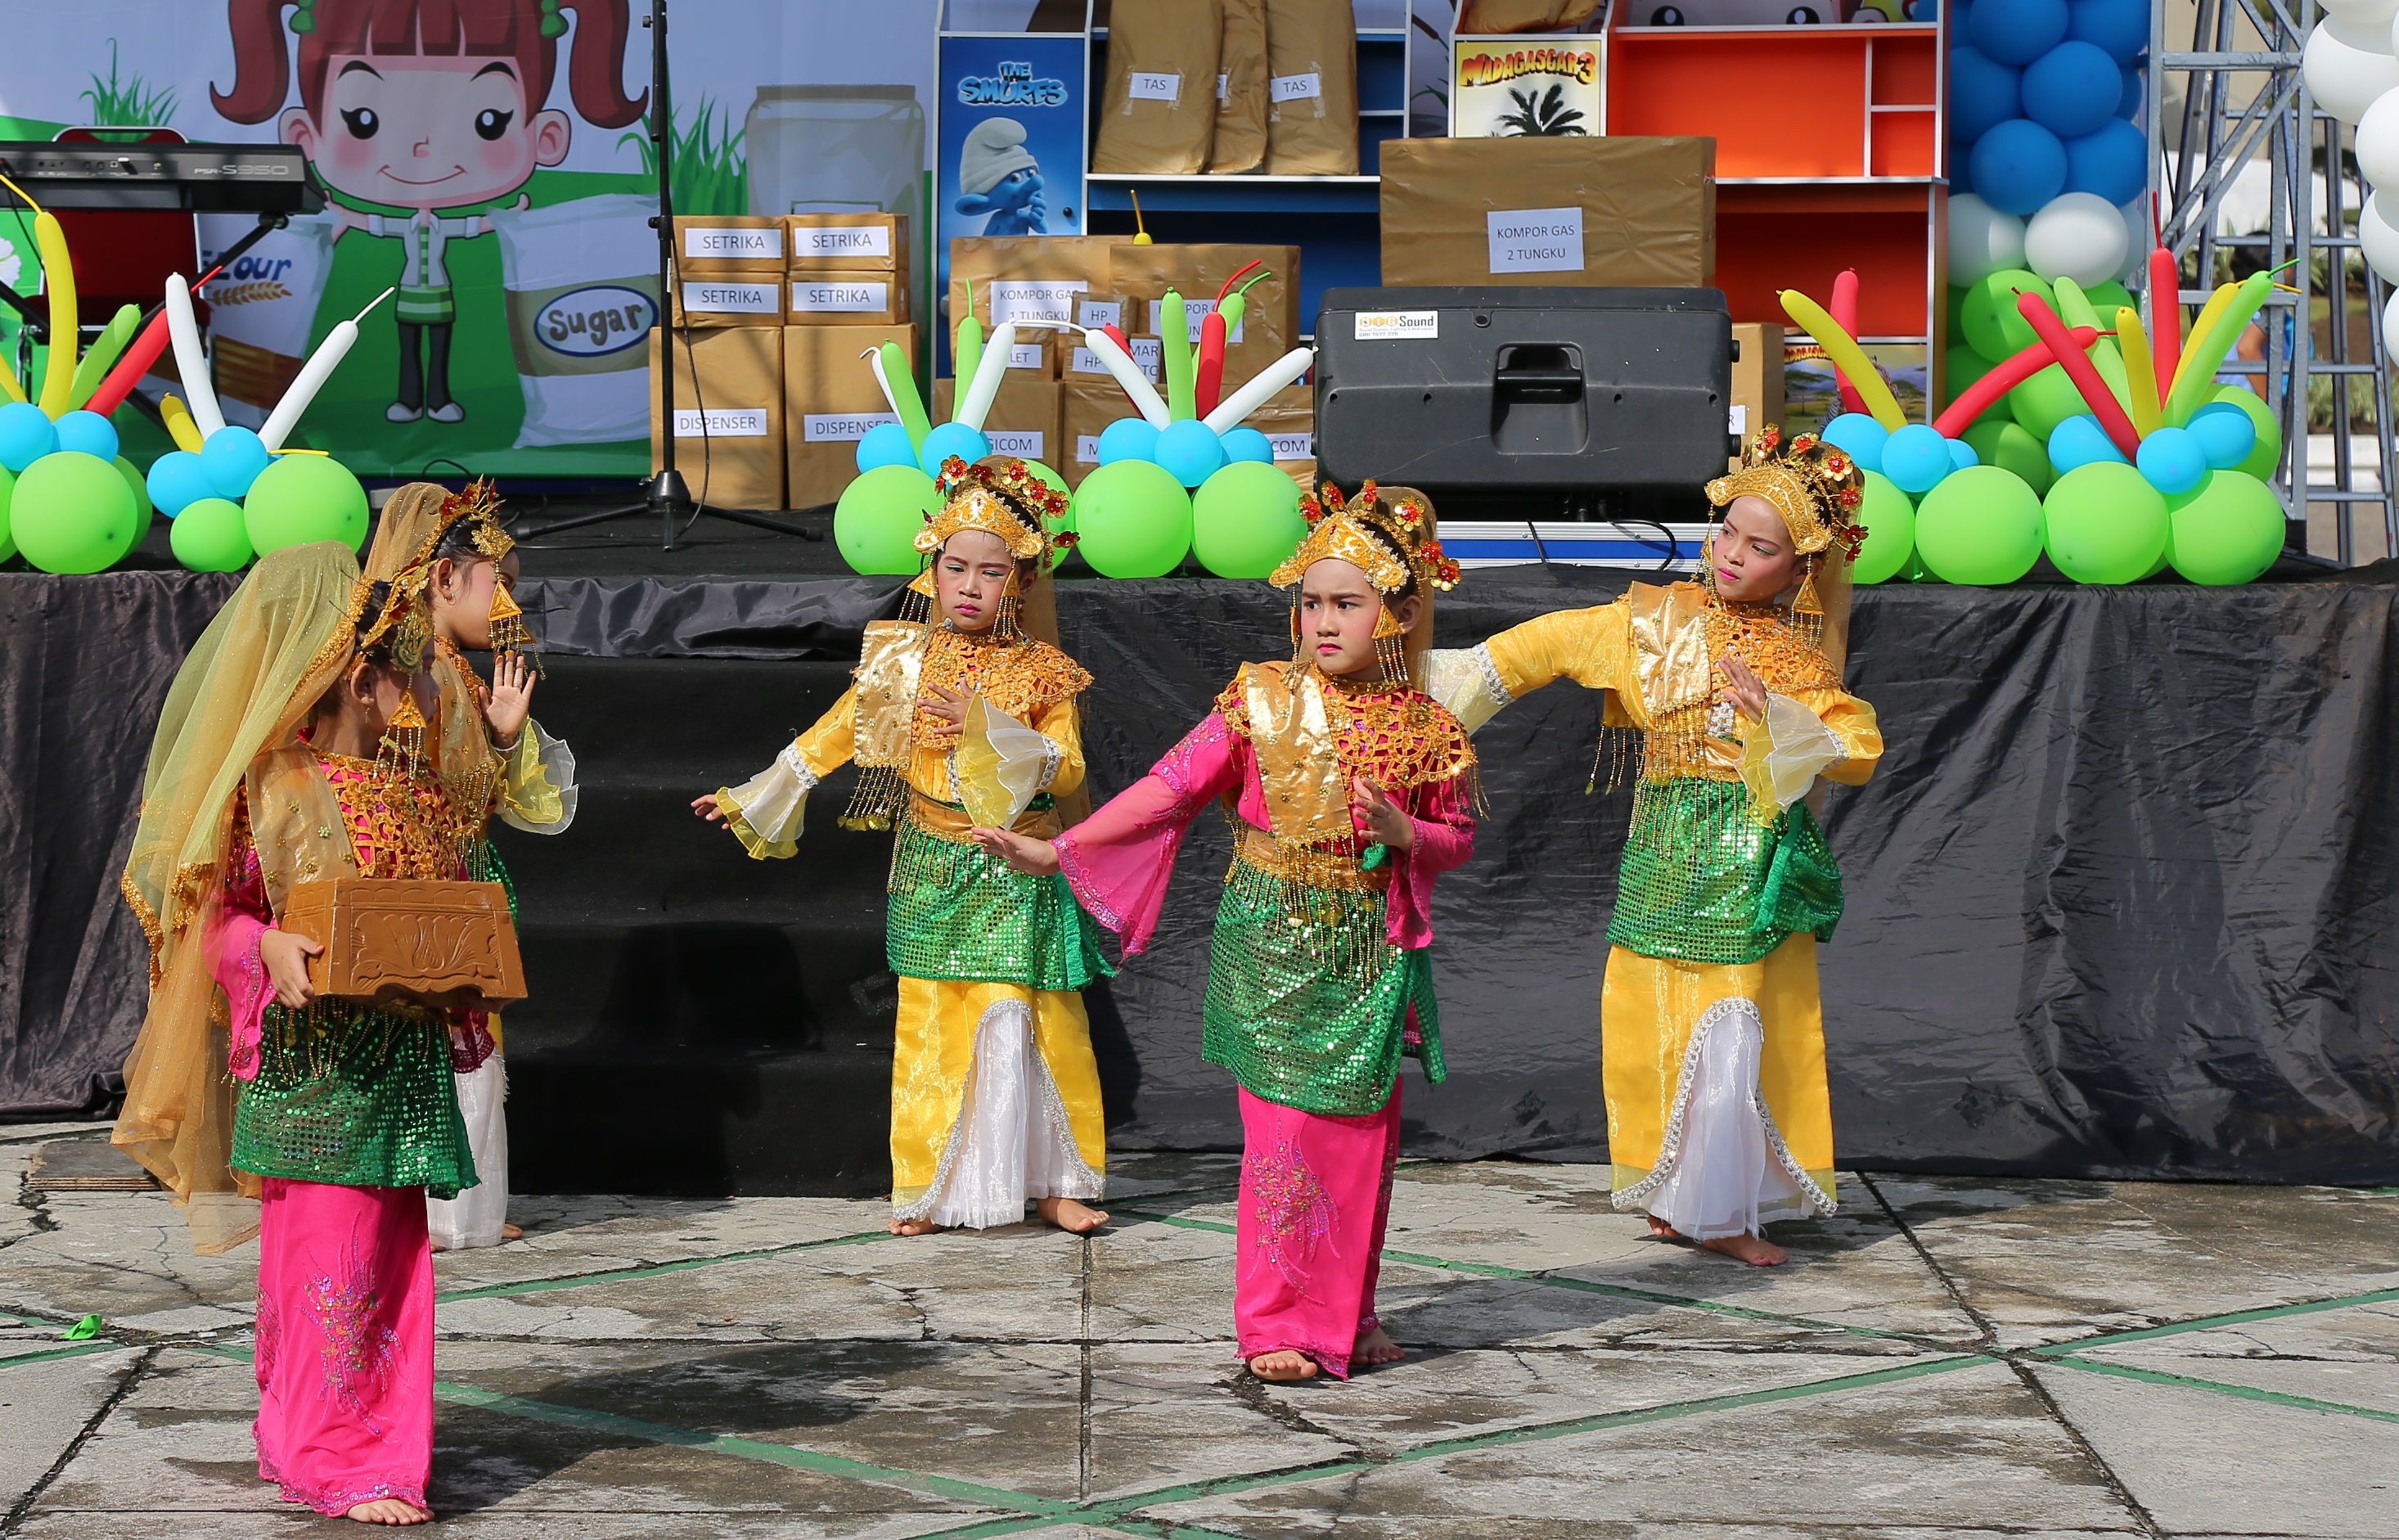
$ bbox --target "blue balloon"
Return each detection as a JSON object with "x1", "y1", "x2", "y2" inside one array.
[
  {"x1": 1947, "y1": 435, "x2": 1982, "y2": 472},
  {"x1": 2136, "y1": 426, "x2": 2208, "y2": 494},
  {"x1": 1947, "y1": 142, "x2": 1976, "y2": 197},
  {"x1": 854, "y1": 421, "x2": 918, "y2": 473},
  {"x1": 1821, "y1": 412, "x2": 1889, "y2": 475},
  {"x1": 2117, "y1": 64, "x2": 2144, "y2": 119},
  {"x1": 146, "y1": 449, "x2": 215, "y2": 518},
  {"x1": 1219, "y1": 426, "x2": 1276, "y2": 464},
  {"x1": 1970, "y1": 119, "x2": 2069, "y2": 214},
  {"x1": 1949, "y1": 47, "x2": 2023, "y2": 142},
  {"x1": 2047, "y1": 414, "x2": 2129, "y2": 474},
  {"x1": 0, "y1": 401, "x2": 57, "y2": 472},
  {"x1": 1882, "y1": 424, "x2": 1954, "y2": 494},
  {"x1": 2064, "y1": 119, "x2": 2145, "y2": 206},
  {"x1": 2022, "y1": 41, "x2": 2122, "y2": 139},
  {"x1": 52, "y1": 409, "x2": 118, "y2": 464},
  {"x1": 1154, "y1": 420, "x2": 1228, "y2": 489},
  {"x1": 1969, "y1": 0, "x2": 2068, "y2": 65},
  {"x1": 1096, "y1": 417, "x2": 1160, "y2": 466},
  {"x1": 2186, "y1": 402, "x2": 2259, "y2": 470},
  {"x1": 916, "y1": 421, "x2": 991, "y2": 478},
  {"x1": 2068, "y1": 0, "x2": 2147, "y2": 63},
  {"x1": 200, "y1": 426, "x2": 272, "y2": 498}
]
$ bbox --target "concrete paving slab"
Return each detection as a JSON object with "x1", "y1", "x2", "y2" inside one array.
[
  {"x1": 0, "y1": 1189, "x2": 258, "y2": 1325},
  {"x1": 2064, "y1": 1299, "x2": 2399, "y2": 1416},
  {"x1": 2032, "y1": 1358, "x2": 2398, "y2": 1538},
  {"x1": 433, "y1": 1193, "x2": 893, "y2": 1294},
  {"x1": 0, "y1": 1348, "x2": 142, "y2": 1504}
]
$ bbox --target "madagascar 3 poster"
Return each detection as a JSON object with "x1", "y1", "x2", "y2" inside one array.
[{"x1": 0, "y1": 1, "x2": 936, "y2": 479}]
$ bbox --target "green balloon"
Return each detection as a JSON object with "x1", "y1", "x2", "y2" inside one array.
[
  {"x1": 1963, "y1": 419, "x2": 2053, "y2": 496},
  {"x1": 114, "y1": 455, "x2": 152, "y2": 521},
  {"x1": 171, "y1": 497, "x2": 254, "y2": 573},
  {"x1": 1071, "y1": 459, "x2": 1191, "y2": 578},
  {"x1": 1960, "y1": 269, "x2": 2054, "y2": 360},
  {"x1": 1848, "y1": 470, "x2": 1915, "y2": 584},
  {"x1": 244, "y1": 454, "x2": 370, "y2": 556},
  {"x1": 835, "y1": 464, "x2": 941, "y2": 574},
  {"x1": 11, "y1": 451, "x2": 138, "y2": 574},
  {"x1": 1945, "y1": 283, "x2": 1969, "y2": 344},
  {"x1": 2042, "y1": 462, "x2": 2167, "y2": 583},
  {"x1": 2208, "y1": 385, "x2": 2284, "y2": 481},
  {"x1": 2007, "y1": 362, "x2": 2089, "y2": 443},
  {"x1": 1192, "y1": 462, "x2": 1306, "y2": 579},
  {"x1": 2166, "y1": 470, "x2": 2285, "y2": 584},
  {"x1": 1912, "y1": 464, "x2": 2042, "y2": 584},
  {"x1": 2082, "y1": 280, "x2": 2136, "y2": 321},
  {"x1": 0, "y1": 462, "x2": 15, "y2": 564},
  {"x1": 1944, "y1": 346, "x2": 2010, "y2": 429},
  {"x1": 1904, "y1": 546, "x2": 1943, "y2": 582}
]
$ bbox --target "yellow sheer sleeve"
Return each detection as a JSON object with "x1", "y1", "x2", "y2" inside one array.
[
  {"x1": 714, "y1": 689, "x2": 859, "y2": 859},
  {"x1": 1028, "y1": 695, "x2": 1087, "y2": 799},
  {"x1": 497, "y1": 718, "x2": 577, "y2": 833},
  {"x1": 1794, "y1": 688, "x2": 1883, "y2": 786},
  {"x1": 1483, "y1": 602, "x2": 1639, "y2": 700}
]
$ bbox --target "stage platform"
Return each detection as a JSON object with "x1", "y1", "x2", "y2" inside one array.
[{"x1": 5, "y1": 517, "x2": 2397, "y2": 1195}]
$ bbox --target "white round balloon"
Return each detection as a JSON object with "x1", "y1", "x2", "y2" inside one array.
[
  {"x1": 2306, "y1": 19, "x2": 2399, "y2": 126},
  {"x1": 2119, "y1": 200, "x2": 2149, "y2": 282},
  {"x1": 2384, "y1": 286, "x2": 2399, "y2": 358},
  {"x1": 2327, "y1": 0, "x2": 2399, "y2": 25},
  {"x1": 2361, "y1": 192, "x2": 2399, "y2": 284},
  {"x1": 2358, "y1": 87, "x2": 2399, "y2": 191},
  {"x1": 1948, "y1": 194, "x2": 2028, "y2": 287},
  {"x1": 2023, "y1": 192, "x2": 2131, "y2": 286}
]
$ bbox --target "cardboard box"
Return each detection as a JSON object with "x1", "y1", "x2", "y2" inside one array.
[
  {"x1": 1249, "y1": 381, "x2": 1318, "y2": 493},
  {"x1": 651, "y1": 327, "x2": 785, "y2": 511},
  {"x1": 670, "y1": 275, "x2": 786, "y2": 329},
  {"x1": 1378, "y1": 136, "x2": 1716, "y2": 289},
  {"x1": 1063, "y1": 380, "x2": 1142, "y2": 488},
  {"x1": 1109, "y1": 244, "x2": 1299, "y2": 367},
  {"x1": 674, "y1": 214, "x2": 785, "y2": 274},
  {"x1": 1062, "y1": 331, "x2": 1163, "y2": 386},
  {"x1": 787, "y1": 272, "x2": 910, "y2": 326},
  {"x1": 1731, "y1": 322, "x2": 1785, "y2": 464},
  {"x1": 947, "y1": 235, "x2": 1131, "y2": 340},
  {"x1": 783, "y1": 322, "x2": 918, "y2": 510},
  {"x1": 785, "y1": 213, "x2": 908, "y2": 272},
  {"x1": 932, "y1": 376, "x2": 1064, "y2": 470},
  {"x1": 997, "y1": 327, "x2": 1056, "y2": 380}
]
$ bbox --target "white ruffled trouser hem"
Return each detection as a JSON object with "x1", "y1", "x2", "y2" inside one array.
[
  {"x1": 898, "y1": 998, "x2": 1104, "y2": 1231},
  {"x1": 428, "y1": 1055, "x2": 509, "y2": 1250},
  {"x1": 1644, "y1": 1000, "x2": 1821, "y2": 1241}
]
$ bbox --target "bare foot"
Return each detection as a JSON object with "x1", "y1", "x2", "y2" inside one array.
[
  {"x1": 1352, "y1": 1325, "x2": 1403, "y2": 1368},
  {"x1": 344, "y1": 1497, "x2": 431, "y2": 1524},
  {"x1": 1647, "y1": 1215, "x2": 1680, "y2": 1239},
  {"x1": 1248, "y1": 1349, "x2": 1319, "y2": 1382},
  {"x1": 887, "y1": 1217, "x2": 943, "y2": 1236},
  {"x1": 1036, "y1": 1196, "x2": 1109, "y2": 1233},
  {"x1": 501, "y1": 1223, "x2": 524, "y2": 1241},
  {"x1": 1699, "y1": 1232, "x2": 1788, "y2": 1267},
  {"x1": 428, "y1": 1241, "x2": 447, "y2": 1254}
]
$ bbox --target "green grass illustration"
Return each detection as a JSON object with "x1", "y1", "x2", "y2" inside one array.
[
  {"x1": 80, "y1": 40, "x2": 177, "y2": 137},
  {"x1": 620, "y1": 96, "x2": 749, "y2": 217}
]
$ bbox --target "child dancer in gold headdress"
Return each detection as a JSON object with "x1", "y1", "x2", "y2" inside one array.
[
  {"x1": 977, "y1": 483, "x2": 1475, "y2": 1382},
  {"x1": 695, "y1": 457, "x2": 1109, "y2": 1236},
  {"x1": 361, "y1": 480, "x2": 578, "y2": 1251},
  {"x1": 1429, "y1": 427, "x2": 1882, "y2": 1267}
]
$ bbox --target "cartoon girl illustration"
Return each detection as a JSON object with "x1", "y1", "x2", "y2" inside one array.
[
  {"x1": 956, "y1": 118, "x2": 1046, "y2": 236},
  {"x1": 215, "y1": 0, "x2": 646, "y2": 424}
]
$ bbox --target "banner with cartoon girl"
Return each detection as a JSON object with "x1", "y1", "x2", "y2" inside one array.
[{"x1": 0, "y1": 2, "x2": 935, "y2": 480}]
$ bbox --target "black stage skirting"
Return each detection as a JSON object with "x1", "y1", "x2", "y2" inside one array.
[{"x1": 6, "y1": 557, "x2": 2397, "y2": 1188}]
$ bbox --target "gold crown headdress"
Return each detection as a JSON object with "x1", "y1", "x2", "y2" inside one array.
[
  {"x1": 1269, "y1": 481, "x2": 1461, "y2": 683},
  {"x1": 1703, "y1": 425, "x2": 1868, "y2": 561},
  {"x1": 899, "y1": 457, "x2": 1076, "y2": 636}
]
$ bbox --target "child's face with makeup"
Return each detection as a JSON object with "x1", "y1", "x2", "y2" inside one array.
[{"x1": 286, "y1": 54, "x2": 569, "y2": 209}]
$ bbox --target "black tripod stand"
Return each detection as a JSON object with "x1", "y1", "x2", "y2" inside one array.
[{"x1": 520, "y1": 0, "x2": 817, "y2": 547}]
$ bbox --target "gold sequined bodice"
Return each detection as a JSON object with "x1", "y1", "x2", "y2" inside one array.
[{"x1": 911, "y1": 626, "x2": 1092, "y2": 750}]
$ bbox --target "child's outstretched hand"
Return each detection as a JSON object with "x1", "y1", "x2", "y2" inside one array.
[
  {"x1": 970, "y1": 825, "x2": 1061, "y2": 876},
  {"x1": 1351, "y1": 777, "x2": 1415, "y2": 850},
  {"x1": 691, "y1": 794, "x2": 730, "y2": 826},
  {"x1": 487, "y1": 654, "x2": 535, "y2": 750}
]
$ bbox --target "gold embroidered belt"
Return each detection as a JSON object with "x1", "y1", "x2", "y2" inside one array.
[{"x1": 1229, "y1": 823, "x2": 1389, "y2": 894}]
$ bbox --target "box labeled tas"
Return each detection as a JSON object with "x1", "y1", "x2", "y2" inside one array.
[{"x1": 651, "y1": 326, "x2": 784, "y2": 510}]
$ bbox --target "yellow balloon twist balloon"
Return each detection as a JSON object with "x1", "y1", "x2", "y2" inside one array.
[{"x1": 1779, "y1": 289, "x2": 1906, "y2": 430}]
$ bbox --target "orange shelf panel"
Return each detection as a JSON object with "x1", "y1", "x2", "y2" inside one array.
[
  {"x1": 1870, "y1": 110, "x2": 1938, "y2": 176},
  {"x1": 1607, "y1": 34, "x2": 1870, "y2": 178},
  {"x1": 1870, "y1": 35, "x2": 1938, "y2": 105},
  {"x1": 1714, "y1": 183, "x2": 1939, "y2": 335}
]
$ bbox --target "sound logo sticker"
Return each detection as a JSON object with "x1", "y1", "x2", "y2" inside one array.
[{"x1": 1355, "y1": 311, "x2": 1439, "y2": 341}]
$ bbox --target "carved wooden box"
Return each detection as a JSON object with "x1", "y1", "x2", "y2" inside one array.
[{"x1": 280, "y1": 878, "x2": 526, "y2": 1010}]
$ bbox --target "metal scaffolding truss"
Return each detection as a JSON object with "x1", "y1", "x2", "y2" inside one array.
[{"x1": 2153, "y1": 0, "x2": 2398, "y2": 564}]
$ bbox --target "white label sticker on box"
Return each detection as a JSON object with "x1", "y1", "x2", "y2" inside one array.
[
  {"x1": 1076, "y1": 434, "x2": 1102, "y2": 465},
  {"x1": 1270, "y1": 72, "x2": 1322, "y2": 103},
  {"x1": 793, "y1": 223, "x2": 892, "y2": 259},
  {"x1": 1487, "y1": 207, "x2": 1585, "y2": 274},
  {"x1": 673, "y1": 408, "x2": 770, "y2": 438},
  {"x1": 988, "y1": 430, "x2": 1046, "y2": 458},
  {"x1": 790, "y1": 279, "x2": 890, "y2": 313},
  {"x1": 1157, "y1": 295, "x2": 1242, "y2": 345},
  {"x1": 682, "y1": 281, "x2": 781, "y2": 315},
  {"x1": 802, "y1": 412, "x2": 898, "y2": 443},
  {"x1": 992, "y1": 279, "x2": 1088, "y2": 325},
  {"x1": 1076, "y1": 297, "x2": 1123, "y2": 329},
  {"x1": 1729, "y1": 403, "x2": 1748, "y2": 435},
  {"x1": 1268, "y1": 432, "x2": 1315, "y2": 460},
  {"x1": 1218, "y1": 72, "x2": 1230, "y2": 101},
  {"x1": 1127, "y1": 71, "x2": 1181, "y2": 103},
  {"x1": 682, "y1": 225, "x2": 782, "y2": 260},
  {"x1": 1074, "y1": 341, "x2": 1162, "y2": 382},
  {"x1": 1354, "y1": 310, "x2": 1439, "y2": 341},
  {"x1": 1008, "y1": 341, "x2": 1045, "y2": 369}
]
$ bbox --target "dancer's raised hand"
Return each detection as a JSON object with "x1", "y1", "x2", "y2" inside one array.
[
  {"x1": 1351, "y1": 777, "x2": 1415, "y2": 850},
  {"x1": 486, "y1": 654, "x2": 535, "y2": 749}
]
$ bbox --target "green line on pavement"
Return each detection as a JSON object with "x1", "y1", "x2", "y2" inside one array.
[
  {"x1": 435, "y1": 1227, "x2": 898, "y2": 1304},
  {"x1": 2028, "y1": 1287, "x2": 2399, "y2": 1356},
  {"x1": 0, "y1": 1341, "x2": 132, "y2": 1371},
  {"x1": 2043, "y1": 1354, "x2": 2399, "y2": 1425}
]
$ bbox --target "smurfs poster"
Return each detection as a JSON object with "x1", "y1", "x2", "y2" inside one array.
[{"x1": 934, "y1": 34, "x2": 1082, "y2": 348}]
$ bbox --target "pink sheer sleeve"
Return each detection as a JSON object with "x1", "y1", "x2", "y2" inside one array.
[
  {"x1": 1055, "y1": 713, "x2": 1243, "y2": 955},
  {"x1": 209, "y1": 839, "x2": 275, "y2": 1083},
  {"x1": 1384, "y1": 774, "x2": 1477, "y2": 951}
]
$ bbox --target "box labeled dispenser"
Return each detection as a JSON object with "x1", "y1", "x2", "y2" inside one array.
[
  {"x1": 650, "y1": 326, "x2": 784, "y2": 510},
  {"x1": 785, "y1": 322, "x2": 918, "y2": 510}
]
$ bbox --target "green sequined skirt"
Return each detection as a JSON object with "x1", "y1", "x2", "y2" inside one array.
[
  {"x1": 885, "y1": 813, "x2": 1112, "y2": 990},
  {"x1": 1200, "y1": 858, "x2": 1443, "y2": 1117},
  {"x1": 1606, "y1": 776, "x2": 1845, "y2": 966},
  {"x1": 231, "y1": 1002, "x2": 477, "y2": 1198}
]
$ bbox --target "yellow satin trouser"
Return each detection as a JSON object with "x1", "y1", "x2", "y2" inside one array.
[
  {"x1": 889, "y1": 977, "x2": 1108, "y2": 1209},
  {"x1": 1599, "y1": 934, "x2": 1838, "y2": 1205}
]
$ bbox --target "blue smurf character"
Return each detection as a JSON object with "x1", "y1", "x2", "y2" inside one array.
[{"x1": 956, "y1": 118, "x2": 1046, "y2": 235}]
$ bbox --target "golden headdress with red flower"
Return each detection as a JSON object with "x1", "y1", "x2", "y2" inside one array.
[
  {"x1": 1269, "y1": 480, "x2": 1462, "y2": 596},
  {"x1": 918, "y1": 456, "x2": 1074, "y2": 565},
  {"x1": 1703, "y1": 425, "x2": 1867, "y2": 560}
]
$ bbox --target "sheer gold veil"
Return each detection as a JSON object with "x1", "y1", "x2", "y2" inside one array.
[
  {"x1": 366, "y1": 482, "x2": 505, "y2": 799},
  {"x1": 112, "y1": 542, "x2": 368, "y2": 1253}
]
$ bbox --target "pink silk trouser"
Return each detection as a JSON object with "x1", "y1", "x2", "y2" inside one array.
[
  {"x1": 254, "y1": 1178, "x2": 434, "y2": 1515},
  {"x1": 1234, "y1": 1080, "x2": 1402, "y2": 1380}
]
